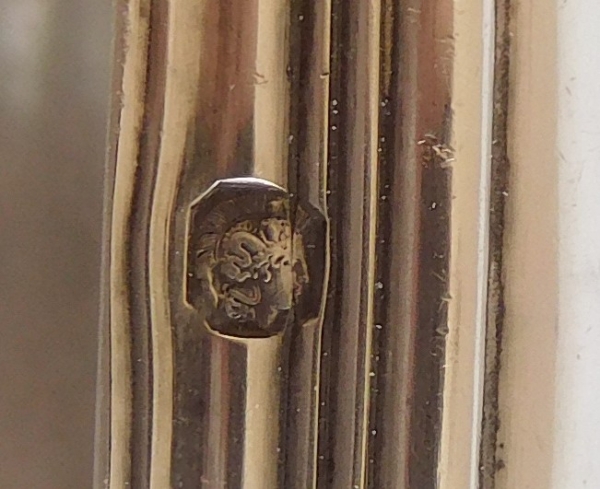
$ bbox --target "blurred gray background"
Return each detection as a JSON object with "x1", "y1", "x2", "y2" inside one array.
[{"x1": 0, "y1": 1, "x2": 112, "y2": 487}]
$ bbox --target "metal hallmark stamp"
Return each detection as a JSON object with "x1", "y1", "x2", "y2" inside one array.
[{"x1": 187, "y1": 178, "x2": 326, "y2": 338}]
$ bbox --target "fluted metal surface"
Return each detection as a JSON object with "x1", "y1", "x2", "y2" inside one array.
[{"x1": 98, "y1": 1, "x2": 501, "y2": 488}]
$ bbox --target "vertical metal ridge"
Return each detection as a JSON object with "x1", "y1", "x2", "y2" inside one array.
[
  {"x1": 319, "y1": 0, "x2": 381, "y2": 487},
  {"x1": 366, "y1": 0, "x2": 496, "y2": 487},
  {"x1": 148, "y1": 2, "x2": 205, "y2": 487},
  {"x1": 365, "y1": 2, "x2": 420, "y2": 486},
  {"x1": 360, "y1": 3, "x2": 382, "y2": 487},
  {"x1": 366, "y1": 0, "x2": 403, "y2": 485},
  {"x1": 283, "y1": 0, "x2": 331, "y2": 486},
  {"x1": 94, "y1": 1, "x2": 127, "y2": 486},
  {"x1": 107, "y1": 2, "x2": 151, "y2": 487},
  {"x1": 127, "y1": 1, "x2": 170, "y2": 486},
  {"x1": 437, "y1": 0, "x2": 497, "y2": 486},
  {"x1": 385, "y1": 0, "x2": 454, "y2": 486}
]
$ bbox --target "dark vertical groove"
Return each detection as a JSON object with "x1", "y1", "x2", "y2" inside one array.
[
  {"x1": 479, "y1": 0, "x2": 511, "y2": 487},
  {"x1": 367, "y1": 0, "x2": 396, "y2": 485},
  {"x1": 225, "y1": 345, "x2": 248, "y2": 489},
  {"x1": 316, "y1": 0, "x2": 346, "y2": 485},
  {"x1": 126, "y1": 2, "x2": 168, "y2": 487},
  {"x1": 286, "y1": 0, "x2": 302, "y2": 203},
  {"x1": 318, "y1": 0, "x2": 380, "y2": 485},
  {"x1": 369, "y1": 0, "x2": 453, "y2": 486},
  {"x1": 284, "y1": 1, "x2": 319, "y2": 485}
]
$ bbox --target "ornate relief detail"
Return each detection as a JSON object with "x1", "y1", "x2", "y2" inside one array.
[{"x1": 186, "y1": 178, "x2": 322, "y2": 338}]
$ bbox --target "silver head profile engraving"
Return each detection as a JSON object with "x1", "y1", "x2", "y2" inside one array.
[{"x1": 187, "y1": 179, "x2": 315, "y2": 338}]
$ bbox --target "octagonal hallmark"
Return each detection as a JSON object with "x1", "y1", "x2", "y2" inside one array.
[{"x1": 186, "y1": 178, "x2": 327, "y2": 338}]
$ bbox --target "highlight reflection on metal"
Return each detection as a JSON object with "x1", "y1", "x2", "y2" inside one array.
[{"x1": 96, "y1": 0, "x2": 503, "y2": 488}]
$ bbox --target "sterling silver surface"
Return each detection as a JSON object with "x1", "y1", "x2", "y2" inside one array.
[{"x1": 96, "y1": 1, "x2": 505, "y2": 488}]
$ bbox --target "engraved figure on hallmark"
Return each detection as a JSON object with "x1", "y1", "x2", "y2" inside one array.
[{"x1": 187, "y1": 178, "x2": 310, "y2": 338}]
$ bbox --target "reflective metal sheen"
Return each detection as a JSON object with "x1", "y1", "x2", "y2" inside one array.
[{"x1": 97, "y1": 0, "x2": 503, "y2": 488}]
